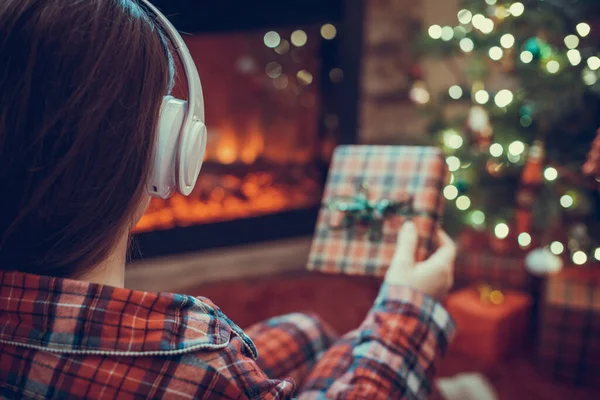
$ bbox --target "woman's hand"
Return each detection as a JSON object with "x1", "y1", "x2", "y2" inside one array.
[{"x1": 384, "y1": 221, "x2": 456, "y2": 300}]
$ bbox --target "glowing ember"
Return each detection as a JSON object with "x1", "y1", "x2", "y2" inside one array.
[
  {"x1": 133, "y1": 121, "x2": 321, "y2": 233},
  {"x1": 133, "y1": 170, "x2": 321, "y2": 233}
]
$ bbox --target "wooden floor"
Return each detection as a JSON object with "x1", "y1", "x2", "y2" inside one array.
[{"x1": 126, "y1": 238, "x2": 600, "y2": 400}]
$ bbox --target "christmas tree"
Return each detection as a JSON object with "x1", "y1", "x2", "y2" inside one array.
[{"x1": 410, "y1": 0, "x2": 600, "y2": 265}]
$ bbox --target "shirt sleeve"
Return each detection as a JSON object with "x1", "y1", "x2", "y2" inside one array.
[
  {"x1": 297, "y1": 284, "x2": 456, "y2": 400},
  {"x1": 190, "y1": 332, "x2": 297, "y2": 400}
]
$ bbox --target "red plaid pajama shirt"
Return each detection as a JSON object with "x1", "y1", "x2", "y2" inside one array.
[{"x1": 0, "y1": 271, "x2": 454, "y2": 399}]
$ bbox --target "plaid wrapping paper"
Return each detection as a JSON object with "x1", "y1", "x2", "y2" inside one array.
[
  {"x1": 454, "y1": 249, "x2": 531, "y2": 291},
  {"x1": 308, "y1": 145, "x2": 447, "y2": 277},
  {"x1": 0, "y1": 271, "x2": 454, "y2": 399},
  {"x1": 536, "y1": 268, "x2": 600, "y2": 387}
]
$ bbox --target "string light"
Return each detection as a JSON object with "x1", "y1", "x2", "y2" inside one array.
[
  {"x1": 560, "y1": 194, "x2": 574, "y2": 208},
  {"x1": 520, "y1": 51, "x2": 534, "y2": 64},
  {"x1": 567, "y1": 49, "x2": 582, "y2": 66},
  {"x1": 297, "y1": 70, "x2": 313, "y2": 85},
  {"x1": 454, "y1": 26, "x2": 467, "y2": 39},
  {"x1": 518, "y1": 232, "x2": 532, "y2": 248},
  {"x1": 429, "y1": 25, "x2": 443, "y2": 39},
  {"x1": 475, "y1": 90, "x2": 490, "y2": 104},
  {"x1": 576, "y1": 22, "x2": 591, "y2": 37},
  {"x1": 291, "y1": 30, "x2": 308, "y2": 47},
  {"x1": 495, "y1": 6, "x2": 508, "y2": 19},
  {"x1": 544, "y1": 167, "x2": 558, "y2": 181},
  {"x1": 489, "y1": 46, "x2": 504, "y2": 61},
  {"x1": 275, "y1": 39, "x2": 290, "y2": 55},
  {"x1": 582, "y1": 68, "x2": 598, "y2": 86},
  {"x1": 550, "y1": 241, "x2": 564, "y2": 255},
  {"x1": 457, "y1": 9, "x2": 473, "y2": 24},
  {"x1": 520, "y1": 115, "x2": 533, "y2": 127},
  {"x1": 479, "y1": 19, "x2": 495, "y2": 34},
  {"x1": 509, "y1": 2, "x2": 525, "y2": 17},
  {"x1": 410, "y1": 82, "x2": 430, "y2": 105},
  {"x1": 449, "y1": 85, "x2": 463, "y2": 99},
  {"x1": 546, "y1": 60, "x2": 560, "y2": 74},
  {"x1": 508, "y1": 141, "x2": 525, "y2": 156},
  {"x1": 441, "y1": 26, "x2": 454, "y2": 41},
  {"x1": 507, "y1": 153, "x2": 521, "y2": 163},
  {"x1": 564, "y1": 35, "x2": 580, "y2": 49},
  {"x1": 595, "y1": 247, "x2": 600, "y2": 261},
  {"x1": 490, "y1": 143, "x2": 504, "y2": 157},
  {"x1": 443, "y1": 129, "x2": 464, "y2": 149},
  {"x1": 446, "y1": 156, "x2": 461, "y2": 172},
  {"x1": 273, "y1": 75, "x2": 289, "y2": 89},
  {"x1": 573, "y1": 250, "x2": 587, "y2": 265},
  {"x1": 443, "y1": 185, "x2": 459, "y2": 200},
  {"x1": 264, "y1": 31, "x2": 281, "y2": 48},
  {"x1": 460, "y1": 38, "x2": 475, "y2": 53},
  {"x1": 494, "y1": 89, "x2": 514, "y2": 107},
  {"x1": 500, "y1": 34, "x2": 515, "y2": 49},
  {"x1": 495, "y1": 223, "x2": 510, "y2": 239},
  {"x1": 587, "y1": 56, "x2": 600, "y2": 71},
  {"x1": 472, "y1": 14, "x2": 486, "y2": 29},
  {"x1": 470, "y1": 210, "x2": 486, "y2": 225},
  {"x1": 265, "y1": 62, "x2": 282, "y2": 78},
  {"x1": 320, "y1": 24, "x2": 337, "y2": 40},
  {"x1": 456, "y1": 195, "x2": 471, "y2": 210},
  {"x1": 329, "y1": 68, "x2": 344, "y2": 83},
  {"x1": 485, "y1": 0, "x2": 497, "y2": 5}
]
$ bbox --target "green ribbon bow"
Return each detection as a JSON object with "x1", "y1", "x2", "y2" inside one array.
[{"x1": 326, "y1": 181, "x2": 415, "y2": 241}]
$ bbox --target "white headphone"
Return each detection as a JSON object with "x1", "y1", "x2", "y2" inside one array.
[{"x1": 140, "y1": 0, "x2": 207, "y2": 199}]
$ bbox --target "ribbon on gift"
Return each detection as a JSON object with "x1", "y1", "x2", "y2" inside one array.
[
  {"x1": 325, "y1": 181, "x2": 415, "y2": 241},
  {"x1": 477, "y1": 283, "x2": 505, "y2": 305}
]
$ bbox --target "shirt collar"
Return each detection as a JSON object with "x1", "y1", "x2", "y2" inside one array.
[{"x1": 0, "y1": 270, "x2": 257, "y2": 358}]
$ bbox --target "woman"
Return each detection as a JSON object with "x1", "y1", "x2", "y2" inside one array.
[{"x1": 0, "y1": 1, "x2": 456, "y2": 399}]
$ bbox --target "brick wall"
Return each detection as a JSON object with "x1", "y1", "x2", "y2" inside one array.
[
  {"x1": 359, "y1": 0, "x2": 424, "y2": 144},
  {"x1": 359, "y1": 0, "x2": 460, "y2": 144}
]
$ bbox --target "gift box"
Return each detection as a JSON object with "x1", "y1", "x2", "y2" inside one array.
[
  {"x1": 307, "y1": 145, "x2": 447, "y2": 277},
  {"x1": 536, "y1": 267, "x2": 600, "y2": 387},
  {"x1": 445, "y1": 286, "x2": 533, "y2": 364}
]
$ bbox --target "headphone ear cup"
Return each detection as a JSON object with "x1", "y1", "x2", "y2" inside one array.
[
  {"x1": 147, "y1": 96, "x2": 186, "y2": 199},
  {"x1": 177, "y1": 116, "x2": 207, "y2": 196}
]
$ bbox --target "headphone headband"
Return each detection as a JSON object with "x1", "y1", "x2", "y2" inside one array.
[
  {"x1": 138, "y1": 0, "x2": 207, "y2": 198},
  {"x1": 138, "y1": 0, "x2": 204, "y2": 123}
]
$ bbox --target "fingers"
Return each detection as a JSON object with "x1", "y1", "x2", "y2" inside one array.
[
  {"x1": 419, "y1": 229, "x2": 456, "y2": 270},
  {"x1": 391, "y1": 221, "x2": 417, "y2": 268}
]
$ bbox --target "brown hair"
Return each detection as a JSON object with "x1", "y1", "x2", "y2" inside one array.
[{"x1": 0, "y1": 0, "x2": 173, "y2": 277}]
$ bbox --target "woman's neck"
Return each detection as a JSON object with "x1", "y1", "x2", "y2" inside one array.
[{"x1": 77, "y1": 234, "x2": 128, "y2": 288}]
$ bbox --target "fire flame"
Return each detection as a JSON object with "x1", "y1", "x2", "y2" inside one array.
[{"x1": 133, "y1": 122, "x2": 321, "y2": 233}]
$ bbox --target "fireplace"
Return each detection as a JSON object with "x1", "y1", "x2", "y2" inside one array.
[{"x1": 132, "y1": 0, "x2": 363, "y2": 259}]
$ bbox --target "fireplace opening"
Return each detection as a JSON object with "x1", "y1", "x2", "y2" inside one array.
[{"x1": 132, "y1": 0, "x2": 363, "y2": 259}]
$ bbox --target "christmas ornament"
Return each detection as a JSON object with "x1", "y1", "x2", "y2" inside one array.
[
  {"x1": 486, "y1": 159, "x2": 506, "y2": 176},
  {"x1": 523, "y1": 37, "x2": 552, "y2": 62},
  {"x1": 455, "y1": 178, "x2": 469, "y2": 194},
  {"x1": 524, "y1": 37, "x2": 543, "y2": 60},
  {"x1": 520, "y1": 104, "x2": 534, "y2": 118},
  {"x1": 409, "y1": 64, "x2": 424, "y2": 81},
  {"x1": 466, "y1": 106, "x2": 493, "y2": 150},
  {"x1": 525, "y1": 247, "x2": 563, "y2": 276},
  {"x1": 515, "y1": 140, "x2": 544, "y2": 235}
]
